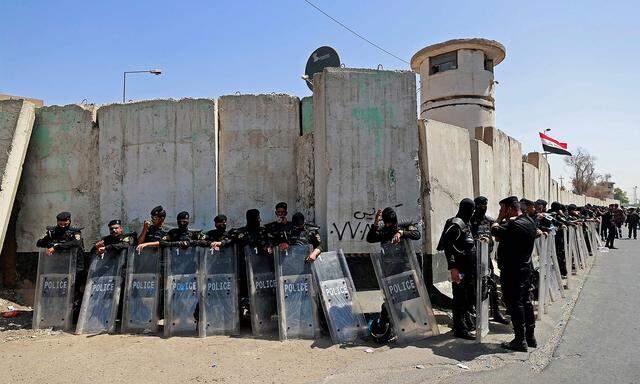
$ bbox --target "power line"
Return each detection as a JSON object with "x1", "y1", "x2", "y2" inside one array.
[{"x1": 303, "y1": 0, "x2": 410, "y2": 65}]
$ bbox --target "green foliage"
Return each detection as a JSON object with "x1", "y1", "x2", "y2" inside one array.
[{"x1": 614, "y1": 187, "x2": 629, "y2": 204}]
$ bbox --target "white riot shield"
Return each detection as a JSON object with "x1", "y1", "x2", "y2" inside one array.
[
  {"x1": 546, "y1": 230, "x2": 565, "y2": 299},
  {"x1": 32, "y1": 248, "x2": 78, "y2": 331},
  {"x1": 76, "y1": 248, "x2": 126, "y2": 334},
  {"x1": 370, "y1": 240, "x2": 439, "y2": 344},
  {"x1": 475, "y1": 241, "x2": 490, "y2": 343},
  {"x1": 568, "y1": 227, "x2": 581, "y2": 273},
  {"x1": 563, "y1": 228, "x2": 572, "y2": 288},
  {"x1": 312, "y1": 250, "x2": 367, "y2": 344},
  {"x1": 534, "y1": 237, "x2": 548, "y2": 318},
  {"x1": 198, "y1": 245, "x2": 239, "y2": 337},
  {"x1": 164, "y1": 246, "x2": 200, "y2": 337},
  {"x1": 121, "y1": 247, "x2": 161, "y2": 334},
  {"x1": 245, "y1": 245, "x2": 278, "y2": 337},
  {"x1": 274, "y1": 244, "x2": 320, "y2": 341},
  {"x1": 573, "y1": 227, "x2": 586, "y2": 270}
]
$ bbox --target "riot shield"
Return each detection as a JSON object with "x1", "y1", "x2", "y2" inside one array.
[
  {"x1": 198, "y1": 245, "x2": 239, "y2": 337},
  {"x1": 534, "y1": 237, "x2": 548, "y2": 318},
  {"x1": 370, "y1": 240, "x2": 439, "y2": 344},
  {"x1": 573, "y1": 227, "x2": 586, "y2": 270},
  {"x1": 245, "y1": 245, "x2": 278, "y2": 337},
  {"x1": 475, "y1": 240, "x2": 490, "y2": 343},
  {"x1": 121, "y1": 247, "x2": 161, "y2": 334},
  {"x1": 274, "y1": 244, "x2": 320, "y2": 341},
  {"x1": 164, "y1": 246, "x2": 200, "y2": 337},
  {"x1": 312, "y1": 250, "x2": 367, "y2": 344},
  {"x1": 563, "y1": 228, "x2": 572, "y2": 289},
  {"x1": 546, "y1": 230, "x2": 565, "y2": 299},
  {"x1": 32, "y1": 248, "x2": 78, "y2": 331},
  {"x1": 76, "y1": 248, "x2": 126, "y2": 334}
]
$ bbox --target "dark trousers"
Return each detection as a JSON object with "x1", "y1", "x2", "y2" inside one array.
[
  {"x1": 555, "y1": 231, "x2": 568, "y2": 276},
  {"x1": 629, "y1": 225, "x2": 638, "y2": 239},
  {"x1": 502, "y1": 268, "x2": 535, "y2": 341},
  {"x1": 606, "y1": 226, "x2": 616, "y2": 248},
  {"x1": 452, "y1": 277, "x2": 474, "y2": 332}
]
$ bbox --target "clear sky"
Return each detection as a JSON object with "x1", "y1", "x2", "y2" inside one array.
[{"x1": 1, "y1": 0, "x2": 638, "y2": 199}]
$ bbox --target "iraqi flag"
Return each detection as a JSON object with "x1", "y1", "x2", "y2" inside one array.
[{"x1": 540, "y1": 132, "x2": 571, "y2": 156}]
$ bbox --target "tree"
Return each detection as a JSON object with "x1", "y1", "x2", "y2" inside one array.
[
  {"x1": 614, "y1": 188, "x2": 629, "y2": 205},
  {"x1": 564, "y1": 147, "x2": 599, "y2": 195}
]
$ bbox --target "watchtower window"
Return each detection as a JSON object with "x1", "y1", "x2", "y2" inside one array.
[
  {"x1": 484, "y1": 55, "x2": 494, "y2": 72},
  {"x1": 429, "y1": 51, "x2": 458, "y2": 75}
]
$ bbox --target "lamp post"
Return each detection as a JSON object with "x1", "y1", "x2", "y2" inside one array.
[
  {"x1": 634, "y1": 185, "x2": 638, "y2": 205},
  {"x1": 122, "y1": 69, "x2": 162, "y2": 103}
]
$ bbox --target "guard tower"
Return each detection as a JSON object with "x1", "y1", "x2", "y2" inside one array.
[{"x1": 411, "y1": 38, "x2": 506, "y2": 136}]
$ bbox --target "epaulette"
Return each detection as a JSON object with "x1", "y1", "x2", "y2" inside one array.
[{"x1": 68, "y1": 226, "x2": 83, "y2": 232}]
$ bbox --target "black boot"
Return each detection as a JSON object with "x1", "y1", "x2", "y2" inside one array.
[
  {"x1": 526, "y1": 326, "x2": 537, "y2": 348},
  {"x1": 453, "y1": 329, "x2": 476, "y2": 340},
  {"x1": 501, "y1": 338, "x2": 528, "y2": 352},
  {"x1": 492, "y1": 309, "x2": 510, "y2": 325},
  {"x1": 489, "y1": 287, "x2": 510, "y2": 325}
]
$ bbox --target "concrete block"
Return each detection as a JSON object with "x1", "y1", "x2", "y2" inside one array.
[
  {"x1": 470, "y1": 139, "x2": 497, "y2": 216},
  {"x1": 218, "y1": 94, "x2": 300, "y2": 228},
  {"x1": 16, "y1": 105, "x2": 100, "y2": 251},
  {"x1": 418, "y1": 119, "x2": 474, "y2": 255},
  {"x1": 550, "y1": 179, "x2": 559, "y2": 203},
  {"x1": 526, "y1": 152, "x2": 550, "y2": 202},
  {"x1": 481, "y1": 127, "x2": 510, "y2": 202},
  {"x1": 97, "y1": 99, "x2": 217, "y2": 234},
  {"x1": 508, "y1": 136, "x2": 523, "y2": 197},
  {"x1": 313, "y1": 68, "x2": 421, "y2": 254},
  {"x1": 522, "y1": 162, "x2": 539, "y2": 200},
  {"x1": 295, "y1": 132, "x2": 315, "y2": 222},
  {"x1": 0, "y1": 100, "x2": 35, "y2": 256}
]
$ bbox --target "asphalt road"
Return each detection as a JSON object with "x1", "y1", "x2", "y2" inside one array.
[{"x1": 438, "y1": 238, "x2": 640, "y2": 384}]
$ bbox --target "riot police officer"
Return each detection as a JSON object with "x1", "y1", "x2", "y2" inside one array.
[
  {"x1": 265, "y1": 202, "x2": 292, "y2": 246},
  {"x1": 35, "y1": 211, "x2": 85, "y2": 321},
  {"x1": 470, "y1": 196, "x2": 509, "y2": 325},
  {"x1": 491, "y1": 196, "x2": 538, "y2": 351},
  {"x1": 438, "y1": 198, "x2": 477, "y2": 340},
  {"x1": 136, "y1": 205, "x2": 168, "y2": 251},
  {"x1": 279, "y1": 212, "x2": 322, "y2": 261},
  {"x1": 160, "y1": 211, "x2": 204, "y2": 248},
  {"x1": 92, "y1": 219, "x2": 136, "y2": 254},
  {"x1": 365, "y1": 206, "x2": 421, "y2": 343}
]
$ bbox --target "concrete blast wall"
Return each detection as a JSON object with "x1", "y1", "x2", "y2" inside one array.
[
  {"x1": 98, "y1": 99, "x2": 217, "y2": 234},
  {"x1": 16, "y1": 105, "x2": 100, "y2": 251},
  {"x1": 526, "y1": 152, "x2": 550, "y2": 202},
  {"x1": 522, "y1": 162, "x2": 539, "y2": 200},
  {"x1": 418, "y1": 119, "x2": 474, "y2": 254},
  {"x1": 295, "y1": 133, "x2": 315, "y2": 222},
  {"x1": 314, "y1": 68, "x2": 421, "y2": 254},
  {"x1": 508, "y1": 137, "x2": 523, "y2": 198},
  {"x1": 0, "y1": 100, "x2": 35, "y2": 253},
  {"x1": 550, "y1": 179, "x2": 559, "y2": 203},
  {"x1": 470, "y1": 139, "x2": 497, "y2": 216},
  {"x1": 218, "y1": 95, "x2": 300, "y2": 228}
]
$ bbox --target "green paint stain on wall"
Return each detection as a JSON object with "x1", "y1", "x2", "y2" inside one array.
[
  {"x1": 31, "y1": 124, "x2": 53, "y2": 157},
  {"x1": 301, "y1": 97, "x2": 314, "y2": 134}
]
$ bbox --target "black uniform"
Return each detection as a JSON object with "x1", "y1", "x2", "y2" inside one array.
[
  {"x1": 491, "y1": 214, "x2": 537, "y2": 345},
  {"x1": 470, "y1": 212, "x2": 509, "y2": 324},
  {"x1": 365, "y1": 222, "x2": 421, "y2": 244},
  {"x1": 281, "y1": 224, "x2": 322, "y2": 249},
  {"x1": 143, "y1": 224, "x2": 168, "y2": 243},
  {"x1": 265, "y1": 221, "x2": 293, "y2": 246},
  {"x1": 602, "y1": 210, "x2": 616, "y2": 248},
  {"x1": 91, "y1": 232, "x2": 137, "y2": 254},
  {"x1": 626, "y1": 211, "x2": 639, "y2": 239},
  {"x1": 440, "y1": 215, "x2": 476, "y2": 335},
  {"x1": 160, "y1": 227, "x2": 204, "y2": 248},
  {"x1": 36, "y1": 224, "x2": 86, "y2": 320}
]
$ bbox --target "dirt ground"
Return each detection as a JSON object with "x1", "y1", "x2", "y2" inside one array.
[{"x1": 0, "y1": 271, "x2": 588, "y2": 384}]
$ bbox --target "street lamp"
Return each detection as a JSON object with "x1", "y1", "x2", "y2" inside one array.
[
  {"x1": 634, "y1": 185, "x2": 638, "y2": 205},
  {"x1": 122, "y1": 69, "x2": 163, "y2": 103}
]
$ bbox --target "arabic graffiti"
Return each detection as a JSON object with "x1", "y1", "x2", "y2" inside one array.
[{"x1": 330, "y1": 204, "x2": 404, "y2": 241}]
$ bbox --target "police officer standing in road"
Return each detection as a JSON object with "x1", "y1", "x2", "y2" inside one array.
[
  {"x1": 438, "y1": 198, "x2": 477, "y2": 340},
  {"x1": 470, "y1": 196, "x2": 509, "y2": 325},
  {"x1": 626, "y1": 208, "x2": 639, "y2": 240},
  {"x1": 491, "y1": 196, "x2": 538, "y2": 351},
  {"x1": 36, "y1": 211, "x2": 86, "y2": 321}
]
